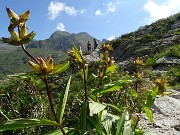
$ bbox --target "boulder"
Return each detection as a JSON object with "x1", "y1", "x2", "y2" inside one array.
[{"x1": 84, "y1": 49, "x2": 100, "y2": 63}]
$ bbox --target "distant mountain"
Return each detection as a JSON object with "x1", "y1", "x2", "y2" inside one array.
[
  {"x1": 27, "y1": 31, "x2": 101, "y2": 52},
  {"x1": 102, "y1": 39, "x2": 109, "y2": 43}
]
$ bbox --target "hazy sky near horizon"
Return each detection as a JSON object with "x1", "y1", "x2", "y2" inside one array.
[{"x1": 1, "y1": 0, "x2": 180, "y2": 41}]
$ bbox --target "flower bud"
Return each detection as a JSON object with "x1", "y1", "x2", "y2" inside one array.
[
  {"x1": 134, "y1": 57, "x2": 144, "y2": 66},
  {"x1": 19, "y1": 10, "x2": 30, "y2": 20},
  {"x1": 2, "y1": 37, "x2": 20, "y2": 46},
  {"x1": 45, "y1": 56, "x2": 54, "y2": 73},
  {"x1": 134, "y1": 71, "x2": 143, "y2": 79},
  {"x1": 6, "y1": 7, "x2": 19, "y2": 20},
  {"x1": 101, "y1": 43, "x2": 113, "y2": 51},
  {"x1": 37, "y1": 57, "x2": 47, "y2": 73},
  {"x1": 67, "y1": 49, "x2": 75, "y2": 57},
  {"x1": 20, "y1": 23, "x2": 27, "y2": 38},
  {"x1": 20, "y1": 31, "x2": 36, "y2": 44},
  {"x1": 9, "y1": 29, "x2": 20, "y2": 42},
  {"x1": 29, "y1": 61, "x2": 41, "y2": 73}
]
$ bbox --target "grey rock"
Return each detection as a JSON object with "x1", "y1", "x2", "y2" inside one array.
[
  {"x1": 156, "y1": 56, "x2": 180, "y2": 65},
  {"x1": 84, "y1": 49, "x2": 100, "y2": 63},
  {"x1": 140, "y1": 89, "x2": 180, "y2": 135}
]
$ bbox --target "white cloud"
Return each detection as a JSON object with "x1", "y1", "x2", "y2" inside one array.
[
  {"x1": 48, "y1": 2, "x2": 65, "y2": 20},
  {"x1": 56, "y1": 23, "x2": 65, "y2": 31},
  {"x1": 106, "y1": 2, "x2": 120, "y2": 13},
  {"x1": 144, "y1": 0, "x2": 180, "y2": 23},
  {"x1": 48, "y1": 1, "x2": 86, "y2": 20},
  {"x1": 79, "y1": 9, "x2": 87, "y2": 14},
  {"x1": 95, "y1": 10, "x2": 102, "y2": 16},
  {"x1": 65, "y1": 6, "x2": 77, "y2": 16},
  {"x1": 95, "y1": 1, "x2": 123, "y2": 16},
  {"x1": 107, "y1": 35, "x2": 116, "y2": 41}
]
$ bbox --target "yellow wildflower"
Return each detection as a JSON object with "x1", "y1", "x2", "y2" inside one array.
[
  {"x1": 155, "y1": 77, "x2": 168, "y2": 93},
  {"x1": 134, "y1": 71, "x2": 143, "y2": 79},
  {"x1": 134, "y1": 57, "x2": 144, "y2": 66},
  {"x1": 100, "y1": 43, "x2": 113, "y2": 51},
  {"x1": 29, "y1": 56, "x2": 54, "y2": 74},
  {"x1": 2, "y1": 7, "x2": 35, "y2": 46}
]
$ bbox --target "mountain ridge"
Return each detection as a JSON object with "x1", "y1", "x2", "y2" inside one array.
[{"x1": 27, "y1": 31, "x2": 101, "y2": 51}]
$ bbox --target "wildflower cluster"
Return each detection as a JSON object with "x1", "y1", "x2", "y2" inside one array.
[
  {"x1": 67, "y1": 46, "x2": 86, "y2": 68},
  {"x1": 2, "y1": 7, "x2": 36, "y2": 46},
  {"x1": 98, "y1": 43, "x2": 116, "y2": 84},
  {"x1": 134, "y1": 57, "x2": 144, "y2": 80}
]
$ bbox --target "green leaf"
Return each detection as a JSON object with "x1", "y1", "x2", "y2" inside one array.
[
  {"x1": 45, "y1": 127, "x2": 72, "y2": 135},
  {"x1": 105, "y1": 64, "x2": 117, "y2": 75},
  {"x1": 20, "y1": 31, "x2": 36, "y2": 44},
  {"x1": 89, "y1": 100, "x2": 106, "y2": 116},
  {"x1": 57, "y1": 76, "x2": 71, "y2": 124},
  {"x1": 80, "y1": 102, "x2": 88, "y2": 134},
  {"x1": 123, "y1": 111, "x2": 133, "y2": 135},
  {"x1": 103, "y1": 103, "x2": 122, "y2": 113},
  {"x1": 87, "y1": 115, "x2": 104, "y2": 135},
  {"x1": 80, "y1": 65, "x2": 88, "y2": 82},
  {"x1": 73, "y1": 45, "x2": 84, "y2": 63},
  {"x1": 116, "y1": 111, "x2": 126, "y2": 135},
  {"x1": 89, "y1": 80, "x2": 132, "y2": 96},
  {"x1": 0, "y1": 118, "x2": 59, "y2": 131},
  {"x1": 46, "y1": 129, "x2": 62, "y2": 135},
  {"x1": 145, "y1": 87, "x2": 158, "y2": 108},
  {"x1": 143, "y1": 107, "x2": 154, "y2": 125},
  {"x1": 101, "y1": 110, "x2": 119, "y2": 135},
  {"x1": 52, "y1": 61, "x2": 69, "y2": 74}
]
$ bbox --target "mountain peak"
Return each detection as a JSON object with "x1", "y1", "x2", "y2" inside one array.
[
  {"x1": 77, "y1": 32, "x2": 89, "y2": 35},
  {"x1": 49, "y1": 31, "x2": 70, "y2": 39}
]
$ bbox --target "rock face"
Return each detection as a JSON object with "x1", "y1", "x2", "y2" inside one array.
[{"x1": 140, "y1": 89, "x2": 180, "y2": 135}]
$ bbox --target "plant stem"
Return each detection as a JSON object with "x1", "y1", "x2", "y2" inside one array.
[
  {"x1": 21, "y1": 45, "x2": 40, "y2": 64},
  {"x1": 134, "y1": 114, "x2": 139, "y2": 130},
  {"x1": 0, "y1": 111, "x2": 9, "y2": 120},
  {"x1": 43, "y1": 76, "x2": 66, "y2": 135},
  {"x1": 82, "y1": 67, "x2": 88, "y2": 102},
  {"x1": 17, "y1": 26, "x2": 39, "y2": 64}
]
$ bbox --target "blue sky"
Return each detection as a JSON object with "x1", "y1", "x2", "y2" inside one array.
[{"x1": 1, "y1": 0, "x2": 180, "y2": 41}]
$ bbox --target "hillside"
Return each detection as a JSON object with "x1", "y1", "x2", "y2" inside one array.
[{"x1": 110, "y1": 13, "x2": 180, "y2": 62}]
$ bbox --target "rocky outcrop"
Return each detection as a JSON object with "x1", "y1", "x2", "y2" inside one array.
[
  {"x1": 140, "y1": 89, "x2": 180, "y2": 135},
  {"x1": 84, "y1": 49, "x2": 101, "y2": 63},
  {"x1": 156, "y1": 56, "x2": 180, "y2": 65},
  {"x1": 154, "y1": 56, "x2": 180, "y2": 71}
]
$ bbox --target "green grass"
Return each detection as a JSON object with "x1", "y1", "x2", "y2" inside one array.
[{"x1": 146, "y1": 44, "x2": 180, "y2": 66}]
